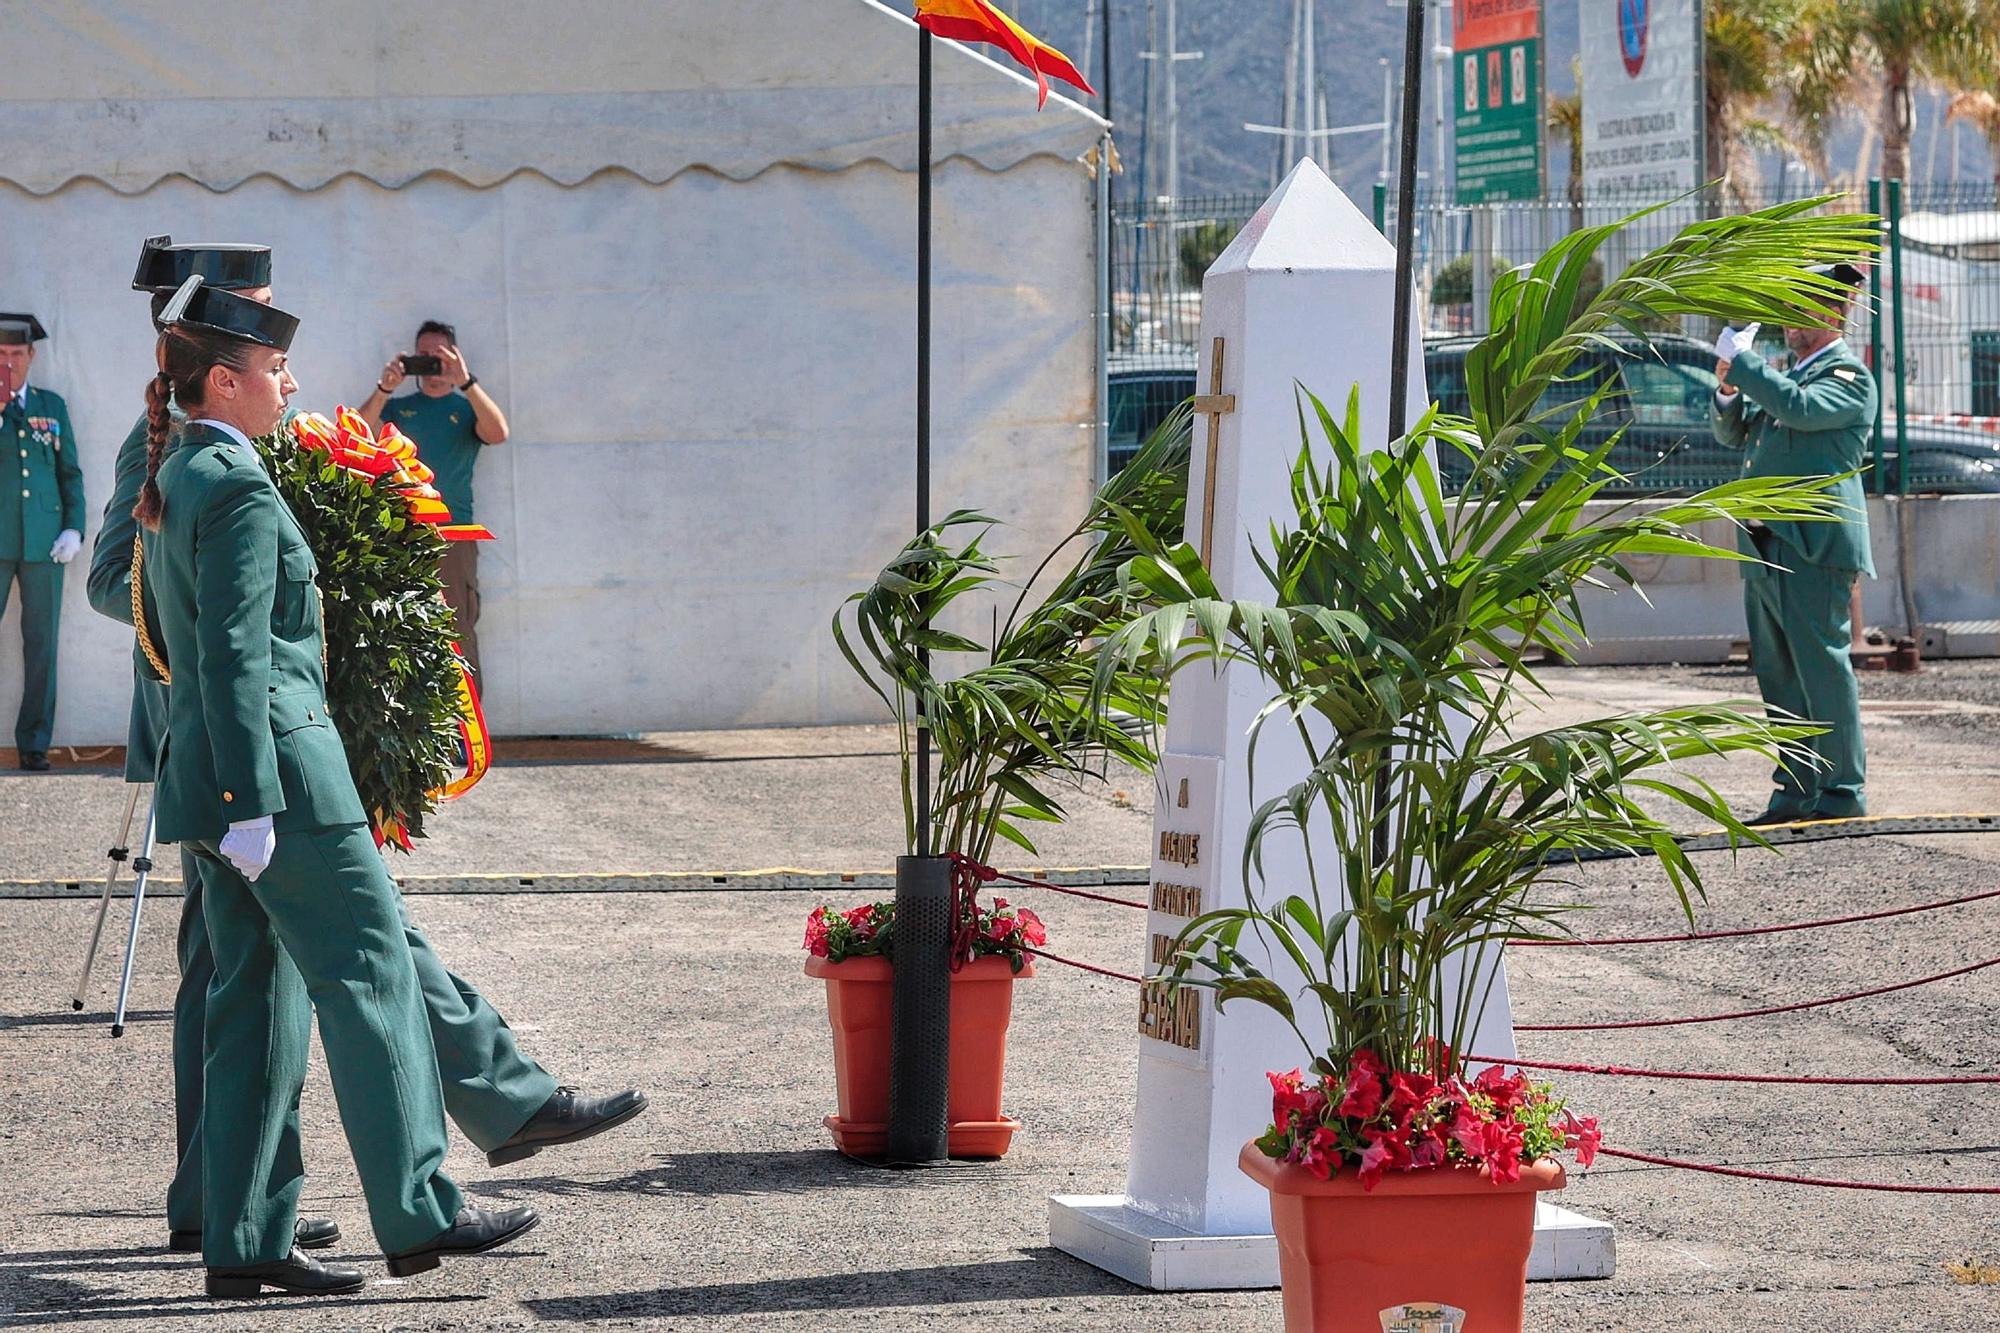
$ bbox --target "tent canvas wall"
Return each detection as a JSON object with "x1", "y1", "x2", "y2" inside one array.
[{"x1": 0, "y1": 0, "x2": 1107, "y2": 743}]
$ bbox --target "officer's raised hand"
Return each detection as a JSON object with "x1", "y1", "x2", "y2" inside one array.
[{"x1": 1715, "y1": 322, "x2": 1761, "y2": 364}]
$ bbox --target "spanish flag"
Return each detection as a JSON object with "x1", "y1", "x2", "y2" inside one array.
[{"x1": 914, "y1": 0, "x2": 1094, "y2": 108}]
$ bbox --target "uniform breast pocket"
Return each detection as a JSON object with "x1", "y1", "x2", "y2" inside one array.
[{"x1": 276, "y1": 546, "x2": 318, "y2": 638}]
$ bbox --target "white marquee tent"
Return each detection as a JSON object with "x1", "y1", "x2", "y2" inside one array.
[{"x1": 0, "y1": 0, "x2": 1107, "y2": 745}]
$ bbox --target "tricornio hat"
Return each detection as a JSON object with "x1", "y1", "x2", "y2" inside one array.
[
  {"x1": 159, "y1": 276, "x2": 298, "y2": 352},
  {"x1": 1810, "y1": 262, "x2": 1868, "y2": 288},
  {"x1": 132, "y1": 235, "x2": 272, "y2": 293},
  {"x1": 0, "y1": 313, "x2": 48, "y2": 345}
]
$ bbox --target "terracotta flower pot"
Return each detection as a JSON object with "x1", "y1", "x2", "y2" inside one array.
[
  {"x1": 805, "y1": 953, "x2": 1032, "y2": 1158},
  {"x1": 1239, "y1": 1141, "x2": 1566, "y2": 1333}
]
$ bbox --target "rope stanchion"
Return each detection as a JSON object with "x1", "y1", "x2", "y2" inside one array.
[
  {"x1": 1596, "y1": 1146, "x2": 2000, "y2": 1194},
  {"x1": 1513, "y1": 886, "x2": 2000, "y2": 948},
  {"x1": 1022, "y1": 946, "x2": 1144, "y2": 985},
  {"x1": 1468, "y1": 1053, "x2": 2000, "y2": 1087},
  {"x1": 1517, "y1": 953, "x2": 2000, "y2": 1032}
]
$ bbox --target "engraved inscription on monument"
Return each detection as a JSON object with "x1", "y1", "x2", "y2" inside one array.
[
  {"x1": 1158, "y1": 831, "x2": 1201, "y2": 867},
  {"x1": 1138, "y1": 979, "x2": 1202, "y2": 1049}
]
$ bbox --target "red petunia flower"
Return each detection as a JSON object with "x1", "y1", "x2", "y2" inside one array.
[{"x1": 1562, "y1": 1111, "x2": 1602, "y2": 1169}]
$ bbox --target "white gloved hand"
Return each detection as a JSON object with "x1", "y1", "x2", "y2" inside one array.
[
  {"x1": 220, "y1": 815, "x2": 277, "y2": 882},
  {"x1": 1714, "y1": 322, "x2": 1762, "y2": 363},
  {"x1": 48, "y1": 529, "x2": 81, "y2": 563}
]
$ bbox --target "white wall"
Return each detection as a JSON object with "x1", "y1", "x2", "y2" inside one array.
[{"x1": 0, "y1": 157, "x2": 1099, "y2": 742}]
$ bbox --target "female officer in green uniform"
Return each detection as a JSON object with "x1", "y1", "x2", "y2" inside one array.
[
  {"x1": 137, "y1": 277, "x2": 538, "y2": 1297},
  {"x1": 94, "y1": 238, "x2": 643, "y2": 1263}
]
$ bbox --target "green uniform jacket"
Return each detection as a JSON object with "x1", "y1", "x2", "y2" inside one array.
[
  {"x1": 0, "y1": 385, "x2": 85, "y2": 561},
  {"x1": 147, "y1": 423, "x2": 365, "y2": 844},
  {"x1": 88, "y1": 411, "x2": 169, "y2": 783},
  {"x1": 1711, "y1": 341, "x2": 1877, "y2": 577}
]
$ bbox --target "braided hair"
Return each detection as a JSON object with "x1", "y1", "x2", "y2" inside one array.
[{"x1": 133, "y1": 324, "x2": 254, "y2": 531}]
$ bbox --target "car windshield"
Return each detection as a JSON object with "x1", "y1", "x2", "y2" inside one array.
[{"x1": 1617, "y1": 355, "x2": 1720, "y2": 429}]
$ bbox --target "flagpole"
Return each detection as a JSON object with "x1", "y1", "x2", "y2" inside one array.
[
  {"x1": 1375, "y1": 0, "x2": 1425, "y2": 871},
  {"x1": 887, "y1": 21, "x2": 952, "y2": 1170},
  {"x1": 916, "y1": 26, "x2": 933, "y2": 856}
]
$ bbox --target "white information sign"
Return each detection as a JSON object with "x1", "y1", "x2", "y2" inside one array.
[{"x1": 1579, "y1": 0, "x2": 1704, "y2": 196}]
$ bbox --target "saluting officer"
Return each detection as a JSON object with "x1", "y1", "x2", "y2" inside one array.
[
  {"x1": 0, "y1": 313, "x2": 84, "y2": 771},
  {"x1": 93, "y1": 237, "x2": 647, "y2": 1264},
  {"x1": 137, "y1": 277, "x2": 541, "y2": 1296},
  {"x1": 1712, "y1": 262, "x2": 1877, "y2": 825}
]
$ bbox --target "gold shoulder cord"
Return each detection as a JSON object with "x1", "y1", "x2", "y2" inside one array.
[{"x1": 131, "y1": 539, "x2": 171, "y2": 685}]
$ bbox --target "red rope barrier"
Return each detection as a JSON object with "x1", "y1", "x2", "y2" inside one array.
[
  {"x1": 1512, "y1": 886, "x2": 2000, "y2": 948},
  {"x1": 949, "y1": 855, "x2": 1149, "y2": 910},
  {"x1": 1516, "y1": 953, "x2": 2000, "y2": 1032},
  {"x1": 1596, "y1": 1146, "x2": 2000, "y2": 1194},
  {"x1": 1023, "y1": 946, "x2": 1145, "y2": 985},
  {"x1": 1467, "y1": 1053, "x2": 2000, "y2": 1086}
]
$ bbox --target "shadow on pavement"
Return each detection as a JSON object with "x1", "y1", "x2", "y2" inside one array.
[
  {"x1": 474, "y1": 1149, "x2": 1044, "y2": 1201},
  {"x1": 0, "y1": 1269, "x2": 481, "y2": 1326},
  {"x1": 520, "y1": 1248, "x2": 1141, "y2": 1320}
]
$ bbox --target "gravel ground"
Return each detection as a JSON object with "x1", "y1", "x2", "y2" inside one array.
[{"x1": 8, "y1": 664, "x2": 2000, "y2": 1330}]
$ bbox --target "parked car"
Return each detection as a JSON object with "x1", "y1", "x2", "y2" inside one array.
[
  {"x1": 1108, "y1": 361, "x2": 1198, "y2": 475},
  {"x1": 1106, "y1": 338, "x2": 2000, "y2": 494},
  {"x1": 1424, "y1": 332, "x2": 2000, "y2": 496}
]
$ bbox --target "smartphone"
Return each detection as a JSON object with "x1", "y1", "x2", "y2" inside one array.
[{"x1": 400, "y1": 354, "x2": 444, "y2": 376}]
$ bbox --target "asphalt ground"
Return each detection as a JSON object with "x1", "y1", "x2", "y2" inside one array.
[{"x1": 8, "y1": 663, "x2": 2000, "y2": 1329}]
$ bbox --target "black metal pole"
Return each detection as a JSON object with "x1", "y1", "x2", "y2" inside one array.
[
  {"x1": 886, "y1": 26, "x2": 951, "y2": 1168},
  {"x1": 1375, "y1": 0, "x2": 1426, "y2": 871},
  {"x1": 916, "y1": 27, "x2": 933, "y2": 854},
  {"x1": 1385, "y1": 0, "x2": 1425, "y2": 448},
  {"x1": 1100, "y1": 0, "x2": 1114, "y2": 124}
]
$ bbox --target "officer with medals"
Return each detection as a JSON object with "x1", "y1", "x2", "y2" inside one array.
[
  {"x1": 137, "y1": 276, "x2": 545, "y2": 1296},
  {"x1": 1712, "y1": 262, "x2": 1877, "y2": 825},
  {"x1": 0, "y1": 312, "x2": 84, "y2": 771},
  {"x1": 93, "y1": 237, "x2": 648, "y2": 1267}
]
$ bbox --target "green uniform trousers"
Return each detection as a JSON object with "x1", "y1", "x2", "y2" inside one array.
[
  {"x1": 0, "y1": 559, "x2": 61, "y2": 752},
  {"x1": 1744, "y1": 533, "x2": 1865, "y2": 818},
  {"x1": 164, "y1": 848, "x2": 557, "y2": 1234},
  {"x1": 191, "y1": 822, "x2": 464, "y2": 1266}
]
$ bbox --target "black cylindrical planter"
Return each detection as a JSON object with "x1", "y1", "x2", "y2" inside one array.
[{"x1": 885, "y1": 854, "x2": 952, "y2": 1164}]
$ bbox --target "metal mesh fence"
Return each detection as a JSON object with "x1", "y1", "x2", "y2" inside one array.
[{"x1": 1107, "y1": 180, "x2": 2000, "y2": 497}]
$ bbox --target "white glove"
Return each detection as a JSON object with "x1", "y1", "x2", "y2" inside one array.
[
  {"x1": 48, "y1": 529, "x2": 81, "y2": 563},
  {"x1": 220, "y1": 815, "x2": 277, "y2": 883},
  {"x1": 1714, "y1": 322, "x2": 1761, "y2": 363}
]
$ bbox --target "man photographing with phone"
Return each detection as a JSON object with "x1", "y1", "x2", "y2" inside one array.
[{"x1": 361, "y1": 320, "x2": 508, "y2": 679}]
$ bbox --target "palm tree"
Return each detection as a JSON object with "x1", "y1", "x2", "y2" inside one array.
[
  {"x1": 1705, "y1": 0, "x2": 1807, "y2": 205},
  {"x1": 1547, "y1": 56, "x2": 1584, "y2": 229},
  {"x1": 1947, "y1": 89, "x2": 2000, "y2": 193},
  {"x1": 1788, "y1": 0, "x2": 2000, "y2": 184}
]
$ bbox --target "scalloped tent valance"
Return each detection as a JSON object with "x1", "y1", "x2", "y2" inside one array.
[{"x1": 0, "y1": 0, "x2": 1106, "y2": 195}]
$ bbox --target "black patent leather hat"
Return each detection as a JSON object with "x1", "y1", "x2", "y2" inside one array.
[
  {"x1": 133, "y1": 235, "x2": 272, "y2": 293},
  {"x1": 159, "y1": 277, "x2": 298, "y2": 352}
]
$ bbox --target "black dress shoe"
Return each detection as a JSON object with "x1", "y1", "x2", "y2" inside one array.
[
  {"x1": 384, "y1": 1205, "x2": 539, "y2": 1277},
  {"x1": 18, "y1": 750, "x2": 49, "y2": 772},
  {"x1": 205, "y1": 1246, "x2": 362, "y2": 1298},
  {"x1": 487, "y1": 1086, "x2": 649, "y2": 1167},
  {"x1": 171, "y1": 1216, "x2": 341, "y2": 1253}
]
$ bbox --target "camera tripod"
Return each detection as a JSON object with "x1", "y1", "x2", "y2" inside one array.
[{"x1": 70, "y1": 784, "x2": 161, "y2": 1037}]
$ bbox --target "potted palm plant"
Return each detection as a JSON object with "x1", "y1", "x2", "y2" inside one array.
[
  {"x1": 1098, "y1": 201, "x2": 1875, "y2": 1330},
  {"x1": 810, "y1": 411, "x2": 1190, "y2": 1157}
]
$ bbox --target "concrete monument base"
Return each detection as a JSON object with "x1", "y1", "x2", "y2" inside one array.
[{"x1": 1049, "y1": 1194, "x2": 1615, "y2": 1291}]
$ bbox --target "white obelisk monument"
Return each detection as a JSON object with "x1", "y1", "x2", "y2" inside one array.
[{"x1": 1050, "y1": 160, "x2": 1615, "y2": 1289}]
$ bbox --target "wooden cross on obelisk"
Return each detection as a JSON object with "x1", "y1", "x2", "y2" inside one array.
[{"x1": 1193, "y1": 335, "x2": 1236, "y2": 565}]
